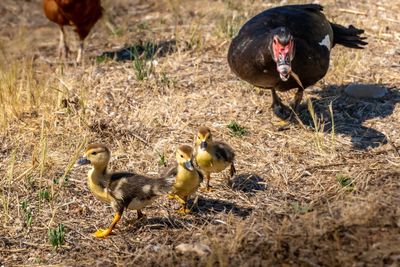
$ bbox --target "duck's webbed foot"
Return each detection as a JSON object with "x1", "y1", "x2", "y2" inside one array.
[
  {"x1": 271, "y1": 89, "x2": 292, "y2": 120},
  {"x1": 92, "y1": 212, "x2": 121, "y2": 238}
]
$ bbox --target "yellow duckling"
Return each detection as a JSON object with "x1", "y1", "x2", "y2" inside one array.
[
  {"x1": 75, "y1": 144, "x2": 174, "y2": 238},
  {"x1": 166, "y1": 145, "x2": 203, "y2": 214},
  {"x1": 194, "y1": 126, "x2": 236, "y2": 191}
]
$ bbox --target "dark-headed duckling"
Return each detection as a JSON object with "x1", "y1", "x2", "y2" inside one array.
[{"x1": 76, "y1": 144, "x2": 174, "y2": 238}]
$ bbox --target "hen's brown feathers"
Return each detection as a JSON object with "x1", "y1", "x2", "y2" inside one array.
[{"x1": 43, "y1": 0, "x2": 103, "y2": 39}]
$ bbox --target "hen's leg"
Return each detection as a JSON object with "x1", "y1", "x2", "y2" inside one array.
[
  {"x1": 76, "y1": 39, "x2": 84, "y2": 64},
  {"x1": 58, "y1": 26, "x2": 69, "y2": 59}
]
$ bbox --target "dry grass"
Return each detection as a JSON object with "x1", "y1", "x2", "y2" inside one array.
[{"x1": 0, "y1": 0, "x2": 399, "y2": 266}]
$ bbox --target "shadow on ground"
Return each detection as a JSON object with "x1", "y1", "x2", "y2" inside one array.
[
  {"x1": 98, "y1": 39, "x2": 177, "y2": 61},
  {"x1": 297, "y1": 84, "x2": 400, "y2": 150},
  {"x1": 190, "y1": 196, "x2": 253, "y2": 218},
  {"x1": 231, "y1": 173, "x2": 267, "y2": 193},
  {"x1": 133, "y1": 216, "x2": 199, "y2": 230}
]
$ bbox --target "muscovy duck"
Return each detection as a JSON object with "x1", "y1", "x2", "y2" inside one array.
[{"x1": 228, "y1": 4, "x2": 367, "y2": 120}]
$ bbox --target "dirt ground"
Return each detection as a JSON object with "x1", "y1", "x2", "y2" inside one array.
[{"x1": 0, "y1": 0, "x2": 399, "y2": 266}]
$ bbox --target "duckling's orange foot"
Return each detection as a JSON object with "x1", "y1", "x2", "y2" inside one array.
[
  {"x1": 92, "y1": 228, "x2": 112, "y2": 238},
  {"x1": 199, "y1": 186, "x2": 213, "y2": 192},
  {"x1": 177, "y1": 207, "x2": 191, "y2": 214}
]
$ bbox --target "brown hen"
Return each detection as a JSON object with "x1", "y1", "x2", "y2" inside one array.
[{"x1": 43, "y1": 0, "x2": 103, "y2": 63}]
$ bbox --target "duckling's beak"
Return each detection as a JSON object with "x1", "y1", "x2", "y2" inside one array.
[
  {"x1": 184, "y1": 160, "x2": 194, "y2": 171},
  {"x1": 200, "y1": 141, "x2": 207, "y2": 150},
  {"x1": 75, "y1": 156, "x2": 91, "y2": 166}
]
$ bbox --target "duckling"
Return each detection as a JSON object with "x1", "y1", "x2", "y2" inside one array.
[
  {"x1": 165, "y1": 145, "x2": 203, "y2": 214},
  {"x1": 193, "y1": 126, "x2": 236, "y2": 191},
  {"x1": 75, "y1": 144, "x2": 174, "y2": 238}
]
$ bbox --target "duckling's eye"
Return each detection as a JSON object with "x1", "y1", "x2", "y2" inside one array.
[
  {"x1": 180, "y1": 154, "x2": 184, "y2": 158},
  {"x1": 91, "y1": 152, "x2": 97, "y2": 155},
  {"x1": 197, "y1": 135, "x2": 201, "y2": 139}
]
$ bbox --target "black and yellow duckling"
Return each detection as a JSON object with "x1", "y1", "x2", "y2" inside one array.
[
  {"x1": 165, "y1": 145, "x2": 203, "y2": 214},
  {"x1": 193, "y1": 126, "x2": 236, "y2": 191},
  {"x1": 75, "y1": 144, "x2": 174, "y2": 238}
]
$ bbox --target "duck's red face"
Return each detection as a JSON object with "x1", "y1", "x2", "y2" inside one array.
[{"x1": 272, "y1": 36, "x2": 295, "y2": 81}]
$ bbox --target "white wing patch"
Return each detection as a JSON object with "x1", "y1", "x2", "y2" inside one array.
[
  {"x1": 142, "y1": 184, "x2": 152, "y2": 193},
  {"x1": 319, "y1": 35, "x2": 331, "y2": 50}
]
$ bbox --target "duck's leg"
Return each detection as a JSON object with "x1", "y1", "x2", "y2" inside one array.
[
  {"x1": 200, "y1": 174, "x2": 212, "y2": 192},
  {"x1": 228, "y1": 163, "x2": 236, "y2": 186},
  {"x1": 93, "y1": 212, "x2": 121, "y2": 238},
  {"x1": 271, "y1": 89, "x2": 293, "y2": 130},
  {"x1": 291, "y1": 88, "x2": 304, "y2": 113},
  {"x1": 271, "y1": 89, "x2": 291, "y2": 120},
  {"x1": 58, "y1": 26, "x2": 69, "y2": 60},
  {"x1": 137, "y1": 209, "x2": 146, "y2": 219},
  {"x1": 285, "y1": 88, "x2": 304, "y2": 123},
  {"x1": 175, "y1": 196, "x2": 190, "y2": 214}
]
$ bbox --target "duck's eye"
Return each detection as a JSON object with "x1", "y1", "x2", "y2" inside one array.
[
  {"x1": 180, "y1": 154, "x2": 184, "y2": 158},
  {"x1": 197, "y1": 135, "x2": 201, "y2": 139},
  {"x1": 91, "y1": 152, "x2": 97, "y2": 155}
]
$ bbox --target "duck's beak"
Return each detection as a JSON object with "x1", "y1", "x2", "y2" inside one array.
[
  {"x1": 184, "y1": 160, "x2": 194, "y2": 171},
  {"x1": 200, "y1": 141, "x2": 207, "y2": 150},
  {"x1": 75, "y1": 156, "x2": 91, "y2": 167},
  {"x1": 273, "y1": 37, "x2": 295, "y2": 82}
]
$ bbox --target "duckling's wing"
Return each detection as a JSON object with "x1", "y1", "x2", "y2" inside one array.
[
  {"x1": 109, "y1": 172, "x2": 160, "y2": 208},
  {"x1": 213, "y1": 141, "x2": 235, "y2": 163},
  {"x1": 110, "y1": 172, "x2": 137, "y2": 181}
]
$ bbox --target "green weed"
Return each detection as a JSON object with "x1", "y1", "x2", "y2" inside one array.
[
  {"x1": 21, "y1": 200, "x2": 33, "y2": 227},
  {"x1": 158, "y1": 153, "x2": 167, "y2": 167},
  {"x1": 131, "y1": 44, "x2": 156, "y2": 81},
  {"x1": 227, "y1": 121, "x2": 247, "y2": 136},
  {"x1": 48, "y1": 224, "x2": 65, "y2": 248},
  {"x1": 38, "y1": 189, "x2": 51, "y2": 202},
  {"x1": 336, "y1": 173, "x2": 354, "y2": 191},
  {"x1": 291, "y1": 202, "x2": 311, "y2": 214}
]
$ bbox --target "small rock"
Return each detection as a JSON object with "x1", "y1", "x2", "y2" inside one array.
[
  {"x1": 344, "y1": 84, "x2": 388, "y2": 99},
  {"x1": 175, "y1": 243, "x2": 211, "y2": 256}
]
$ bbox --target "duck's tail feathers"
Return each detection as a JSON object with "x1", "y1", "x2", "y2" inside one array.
[
  {"x1": 331, "y1": 23, "x2": 368, "y2": 49},
  {"x1": 158, "y1": 167, "x2": 176, "y2": 193},
  {"x1": 164, "y1": 174, "x2": 176, "y2": 188}
]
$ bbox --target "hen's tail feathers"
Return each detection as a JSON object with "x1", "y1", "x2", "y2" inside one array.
[{"x1": 331, "y1": 23, "x2": 368, "y2": 49}]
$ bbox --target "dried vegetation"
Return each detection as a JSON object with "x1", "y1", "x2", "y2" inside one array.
[{"x1": 0, "y1": 0, "x2": 399, "y2": 266}]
